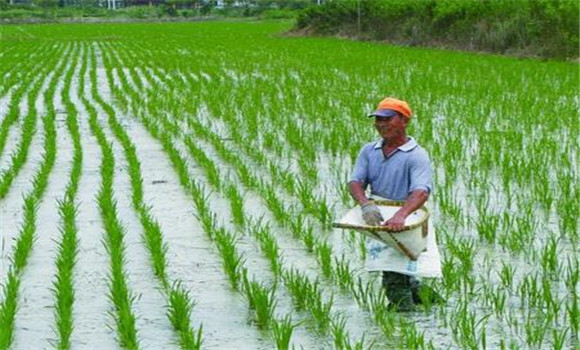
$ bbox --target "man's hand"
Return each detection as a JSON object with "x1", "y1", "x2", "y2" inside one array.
[
  {"x1": 384, "y1": 212, "x2": 406, "y2": 231},
  {"x1": 361, "y1": 201, "x2": 384, "y2": 226}
]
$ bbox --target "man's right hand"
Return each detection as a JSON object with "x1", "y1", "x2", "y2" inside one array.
[{"x1": 361, "y1": 201, "x2": 384, "y2": 226}]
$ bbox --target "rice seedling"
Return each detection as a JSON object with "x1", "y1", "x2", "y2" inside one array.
[
  {"x1": 241, "y1": 271, "x2": 277, "y2": 330},
  {"x1": 551, "y1": 328, "x2": 569, "y2": 350},
  {"x1": 52, "y1": 199, "x2": 79, "y2": 350},
  {"x1": 314, "y1": 241, "x2": 333, "y2": 279},
  {"x1": 225, "y1": 183, "x2": 245, "y2": 229},
  {"x1": 270, "y1": 314, "x2": 297, "y2": 350},
  {"x1": 309, "y1": 290, "x2": 333, "y2": 334},
  {"x1": 167, "y1": 282, "x2": 203, "y2": 350},
  {"x1": 351, "y1": 277, "x2": 374, "y2": 311},
  {"x1": 249, "y1": 222, "x2": 282, "y2": 278},
  {"x1": 333, "y1": 254, "x2": 354, "y2": 290},
  {"x1": 214, "y1": 228, "x2": 245, "y2": 290},
  {"x1": 282, "y1": 268, "x2": 316, "y2": 311}
]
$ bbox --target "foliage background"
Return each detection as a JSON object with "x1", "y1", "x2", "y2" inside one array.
[{"x1": 294, "y1": 0, "x2": 580, "y2": 59}]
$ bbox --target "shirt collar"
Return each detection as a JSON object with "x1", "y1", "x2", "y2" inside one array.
[{"x1": 373, "y1": 137, "x2": 418, "y2": 152}]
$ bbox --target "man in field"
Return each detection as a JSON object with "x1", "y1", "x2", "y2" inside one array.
[{"x1": 349, "y1": 97, "x2": 443, "y2": 312}]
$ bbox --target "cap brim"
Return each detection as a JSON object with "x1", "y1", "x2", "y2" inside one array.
[{"x1": 368, "y1": 109, "x2": 398, "y2": 118}]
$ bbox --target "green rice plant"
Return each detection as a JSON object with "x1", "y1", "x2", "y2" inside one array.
[
  {"x1": 489, "y1": 286, "x2": 507, "y2": 319},
  {"x1": 241, "y1": 272, "x2": 277, "y2": 329},
  {"x1": 52, "y1": 199, "x2": 79, "y2": 350},
  {"x1": 446, "y1": 237, "x2": 475, "y2": 274},
  {"x1": 295, "y1": 179, "x2": 315, "y2": 213},
  {"x1": 551, "y1": 328, "x2": 568, "y2": 350},
  {"x1": 567, "y1": 294, "x2": 579, "y2": 339},
  {"x1": 183, "y1": 136, "x2": 221, "y2": 189},
  {"x1": 282, "y1": 268, "x2": 317, "y2": 311},
  {"x1": 11, "y1": 195, "x2": 37, "y2": 273},
  {"x1": 333, "y1": 254, "x2": 354, "y2": 290},
  {"x1": 214, "y1": 228, "x2": 245, "y2": 290},
  {"x1": 330, "y1": 315, "x2": 349, "y2": 349},
  {"x1": 475, "y1": 211, "x2": 500, "y2": 244},
  {"x1": 138, "y1": 209, "x2": 169, "y2": 287},
  {"x1": 314, "y1": 240, "x2": 333, "y2": 279},
  {"x1": 197, "y1": 211, "x2": 218, "y2": 241},
  {"x1": 540, "y1": 235, "x2": 560, "y2": 277},
  {"x1": 399, "y1": 317, "x2": 428, "y2": 350},
  {"x1": 0, "y1": 271, "x2": 19, "y2": 349},
  {"x1": 288, "y1": 214, "x2": 306, "y2": 239},
  {"x1": 261, "y1": 182, "x2": 290, "y2": 225},
  {"x1": 167, "y1": 282, "x2": 203, "y2": 350},
  {"x1": 523, "y1": 313, "x2": 548, "y2": 348},
  {"x1": 450, "y1": 303, "x2": 491, "y2": 350},
  {"x1": 351, "y1": 277, "x2": 374, "y2": 311},
  {"x1": 497, "y1": 261, "x2": 515, "y2": 292},
  {"x1": 249, "y1": 222, "x2": 282, "y2": 277},
  {"x1": 301, "y1": 224, "x2": 316, "y2": 253},
  {"x1": 368, "y1": 292, "x2": 396, "y2": 341},
  {"x1": 225, "y1": 183, "x2": 245, "y2": 228},
  {"x1": 309, "y1": 290, "x2": 333, "y2": 334},
  {"x1": 270, "y1": 314, "x2": 298, "y2": 350}
]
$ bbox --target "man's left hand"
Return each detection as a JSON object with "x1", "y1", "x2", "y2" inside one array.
[{"x1": 384, "y1": 213, "x2": 406, "y2": 231}]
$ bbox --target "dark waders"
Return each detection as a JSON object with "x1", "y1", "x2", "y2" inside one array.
[{"x1": 382, "y1": 271, "x2": 445, "y2": 312}]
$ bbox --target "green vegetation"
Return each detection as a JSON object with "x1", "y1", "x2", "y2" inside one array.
[
  {"x1": 0, "y1": 19, "x2": 577, "y2": 349},
  {"x1": 295, "y1": 0, "x2": 580, "y2": 59}
]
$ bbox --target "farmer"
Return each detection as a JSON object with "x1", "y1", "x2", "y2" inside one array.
[{"x1": 349, "y1": 97, "x2": 443, "y2": 312}]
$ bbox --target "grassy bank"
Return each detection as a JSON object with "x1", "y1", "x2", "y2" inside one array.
[{"x1": 294, "y1": 0, "x2": 579, "y2": 59}]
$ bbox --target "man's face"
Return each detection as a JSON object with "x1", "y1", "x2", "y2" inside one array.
[{"x1": 374, "y1": 115, "x2": 407, "y2": 140}]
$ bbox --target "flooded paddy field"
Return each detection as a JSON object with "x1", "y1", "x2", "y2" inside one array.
[{"x1": 0, "y1": 20, "x2": 578, "y2": 349}]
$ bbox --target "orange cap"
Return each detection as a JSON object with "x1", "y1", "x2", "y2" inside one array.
[{"x1": 369, "y1": 97, "x2": 412, "y2": 118}]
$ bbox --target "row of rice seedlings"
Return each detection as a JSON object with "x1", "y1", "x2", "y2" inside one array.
[
  {"x1": 0, "y1": 44, "x2": 68, "y2": 350},
  {"x1": 81, "y1": 46, "x2": 139, "y2": 350},
  {"x1": 99, "y1": 47, "x2": 288, "y2": 347},
  {"x1": 96, "y1": 44, "x2": 205, "y2": 349},
  {"x1": 0, "y1": 45, "x2": 64, "y2": 198},
  {"x1": 241, "y1": 270, "x2": 277, "y2": 329},
  {"x1": 0, "y1": 43, "x2": 54, "y2": 158},
  {"x1": 51, "y1": 43, "x2": 83, "y2": 350}
]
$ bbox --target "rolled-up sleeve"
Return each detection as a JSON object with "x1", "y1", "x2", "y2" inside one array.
[
  {"x1": 408, "y1": 151, "x2": 433, "y2": 194},
  {"x1": 350, "y1": 145, "x2": 370, "y2": 186}
]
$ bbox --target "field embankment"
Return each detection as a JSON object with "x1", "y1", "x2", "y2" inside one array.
[{"x1": 293, "y1": 0, "x2": 579, "y2": 59}]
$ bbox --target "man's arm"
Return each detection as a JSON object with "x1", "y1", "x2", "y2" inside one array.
[
  {"x1": 350, "y1": 181, "x2": 385, "y2": 225},
  {"x1": 384, "y1": 189, "x2": 429, "y2": 231},
  {"x1": 349, "y1": 181, "x2": 370, "y2": 205}
]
